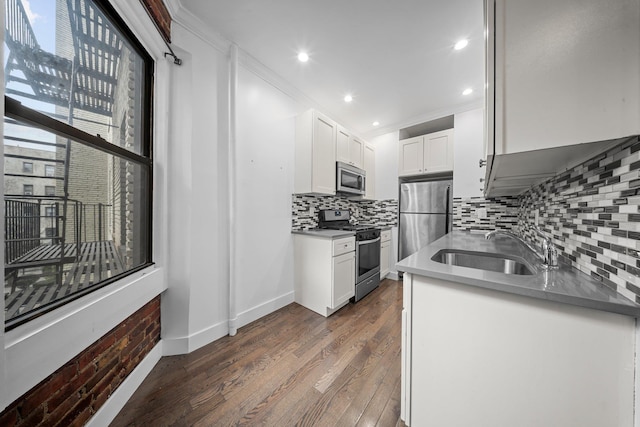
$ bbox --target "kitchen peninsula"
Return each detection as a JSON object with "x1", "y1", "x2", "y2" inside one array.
[{"x1": 397, "y1": 231, "x2": 639, "y2": 427}]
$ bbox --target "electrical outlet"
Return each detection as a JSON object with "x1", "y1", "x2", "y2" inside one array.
[{"x1": 477, "y1": 208, "x2": 487, "y2": 219}]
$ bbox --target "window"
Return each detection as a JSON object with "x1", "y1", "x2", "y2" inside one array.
[
  {"x1": 4, "y1": 0, "x2": 153, "y2": 329},
  {"x1": 23, "y1": 184, "x2": 33, "y2": 196},
  {"x1": 23, "y1": 162, "x2": 33, "y2": 173}
]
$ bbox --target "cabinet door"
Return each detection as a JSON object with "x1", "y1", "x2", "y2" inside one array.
[
  {"x1": 363, "y1": 143, "x2": 375, "y2": 199},
  {"x1": 380, "y1": 240, "x2": 390, "y2": 278},
  {"x1": 399, "y1": 136, "x2": 424, "y2": 176},
  {"x1": 349, "y1": 137, "x2": 364, "y2": 168},
  {"x1": 336, "y1": 126, "x2": 350, "y2": 164},
  {"x1": 424, "y1": 130, "x2": 453, "y2": 173},
  {"x1": 332, "y1": 251, "x2": 355, "y2": 308},
  {"x1": 312, "y1": 112, "x2": 337, "y2": 194},
  {"x1": 491, "y1": 0, "x2": 639, "y2": 154}
]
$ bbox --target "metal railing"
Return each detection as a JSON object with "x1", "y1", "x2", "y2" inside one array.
[{"x1": 4, "y1": 196, "x2": 111, "y2": 265}]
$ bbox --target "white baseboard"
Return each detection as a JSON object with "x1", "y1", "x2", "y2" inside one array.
[
  {"x1": 387, "y1": 271, "x2": 400, "y2": 281},
  {"x1": 162, "y1": 319, "x2": 229, "y2": 356},
  {"x1": 237, "y1": 291, "x2": 295, "y2": 329},
  {"x1": 87, "y1": 342, "x2": 163, "y2": 427},
  {"x1": 162, "y1": 291, "x2": 295, "y2": 356}
]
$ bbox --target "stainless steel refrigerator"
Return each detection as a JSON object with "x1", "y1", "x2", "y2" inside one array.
[{"x1": 399, "y1": 179, "x2": 453, "y2": 261}]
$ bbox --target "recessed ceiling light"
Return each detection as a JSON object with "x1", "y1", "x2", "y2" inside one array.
[
  {"x1": 297, "y1": 52, "x2": 309, "y2": 62},
  {"x1": 454, "y1": 39, "x2": 469, "y2": 50},
  {"x1": 372, "y1": 121, "x2": 380, "y2": 126},
  {"x1": 462, "y1": 88, "x2": 473, "y2": 96},
  {"x1": 344, "y1": 94, "x2": 353, "y2": 103}
]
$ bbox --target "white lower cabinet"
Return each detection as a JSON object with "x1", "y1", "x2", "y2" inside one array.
[
  {"x1": 380, "y1": 229, "x2": 391, "y2": 278},
  {"x1": 294, "y1": 234, "x2": 355, "y2": 316},
  {"x1": 401, "y1": 273, "x2": 636, "y2": 426},
  {"x1": 332, "y1": 252, "x2": 355, "y2": 308}
]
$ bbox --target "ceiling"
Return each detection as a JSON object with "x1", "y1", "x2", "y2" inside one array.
[{"x1": 171, "y1": 0, "x2": 485, "y2": 138}]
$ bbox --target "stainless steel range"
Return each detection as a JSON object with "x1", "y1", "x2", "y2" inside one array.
[{"x1": 318, "y1": 209, "x2": 381, "y2": 301}]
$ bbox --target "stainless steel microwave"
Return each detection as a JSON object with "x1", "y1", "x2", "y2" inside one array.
[{"x1": 336, "y1": 161, "x2": 366, "y2": 196}]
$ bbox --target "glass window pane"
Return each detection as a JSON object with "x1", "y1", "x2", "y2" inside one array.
[
  {"x1": 45, "y1": 165, "x2": 55, "y2": 177},
  {"x1": 4, "y1": 0, "x2": 148, "y2": 155},
  {"x1": 22, "y1": 162, "x2": 33, "y2": 173},
  {"x1": 4, "y1": 125, "x2": 150, "y2": 322}
]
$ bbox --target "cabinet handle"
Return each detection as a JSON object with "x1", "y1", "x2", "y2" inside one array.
[
  {"x1": 479, "y1": 159, "x2": 487, "y2": 168},
  {"x1": 479, "y1": 178, "x2": 485, "y2": 182}
]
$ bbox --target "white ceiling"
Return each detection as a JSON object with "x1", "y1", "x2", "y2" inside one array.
[{"x1": 171, "y1": 0, "x2": 485, "y2": 138}]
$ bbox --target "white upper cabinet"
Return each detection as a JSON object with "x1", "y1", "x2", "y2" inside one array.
[
  {"x1": 485, "y1": 0, "x2": 640, "y2": 196},
  {"x1": 363, "y1": 142, "x2": 376, "y2": 200},
  {"x1": 349, "y1": 136, "x2": 364, "y2": 168},
  {"x1": 399, "y1": 136, "x2": 424, "y2": 176},
  {"x1": 424, "y1": 130, "x2": 453, "y2": 173},
  {"x1": 399, "y1": 129, "x2": 454, "y2": 177},
  {"x1": 295, "y1": 110, "x2": 337, "y2": 195},
  {"x1": 296, "y1": 110, "x2": 373, "y2": 196},
  {"x1": 336, "y1": 126, "x2": 351, "y2": 165},
  {"x1": 337, "y1": 125, "x2": 364, "y2": 168}
]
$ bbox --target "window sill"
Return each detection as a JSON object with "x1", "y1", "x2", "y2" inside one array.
[{"x1": 2, "y1": 264, "x2": 165, "y2": 409}]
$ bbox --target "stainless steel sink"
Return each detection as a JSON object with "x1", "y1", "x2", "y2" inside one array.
[{"x1": 431, "y1": 249, "x2": 535, "y2": 275}]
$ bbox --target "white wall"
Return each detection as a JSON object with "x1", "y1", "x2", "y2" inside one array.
[
  {"x1": 453, "y1": 108, "x2": 484, "y2": 198},
  {"x1": 234, "y1": 67, "x2": 303, "y2": 325},
  {"x1": 370, "y1": 131, "x2": 400, "y2": 276},
  {"x1": 162, "y1": 24, "x2": 231, "y2": 354},
  {"x1": 371, "y1": 131, "x2": 400, "y2": 201},
  {"x1": 162, "y1": 23, "x2": 307, "y2": 353}
]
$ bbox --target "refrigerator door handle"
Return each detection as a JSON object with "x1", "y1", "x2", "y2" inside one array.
[{"x1": 445, "y1": 185, "x2": 450, "y2": 234}]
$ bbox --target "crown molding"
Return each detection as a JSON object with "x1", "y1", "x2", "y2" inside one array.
[
  {"x1": 165, "y1": 0, "x2": 230, "y2": 53},
  {"x1": 109, "y1": 0, "x2": 167, "y2": 59},
  {"x1": 161, "y1": 1, "x2": 485, "y2": 142}
]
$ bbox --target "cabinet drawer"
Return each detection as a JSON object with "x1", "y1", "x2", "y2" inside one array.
[
  {"x1": 333, "y1": 236, "x2": 355, "y2": 256},
  {"x1": 381, "y1": 229, "x2": 391, "y2": 242}
]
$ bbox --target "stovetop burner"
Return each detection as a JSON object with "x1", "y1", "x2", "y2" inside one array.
[{"x1": 317, "y1": 209, "x2": 380, "y2": 235}]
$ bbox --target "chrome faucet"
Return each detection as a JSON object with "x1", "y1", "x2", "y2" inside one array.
[{"x1": 485, "y1": 228, "x2": 559, "y2": 269}]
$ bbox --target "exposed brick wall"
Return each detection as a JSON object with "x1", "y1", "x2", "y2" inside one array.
[
  {"x1": 0, "y1": 296, "x2": 161, "y2": 426},
  {"x1": 139, "y1": 0, "x2": 172, "y2": 43}
]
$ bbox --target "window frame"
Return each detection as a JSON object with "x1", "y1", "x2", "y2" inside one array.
[
  {"x1": 44, "y1": 165, "x2": 55, "y2": 177},
  {"x1": 22, "y1": 161, "x2": 33, "y2": 173},
  {"x1": 3, "y1": 0, "x2": 155, "y2": 330},
  {"x1": 22, "y1": 184, "x2": 33, "y2": 196}
]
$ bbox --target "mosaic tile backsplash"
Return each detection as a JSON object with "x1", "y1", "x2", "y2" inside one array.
[
  {"x1": 292, "y1": 195, "x2": 398, "y2": 231},
  {"x1": 516, "y1": 136, "x2": 640, "y2": 304},
  {"x1": 453, "y1": 197, "x2": 519, "y2": 232},
  {"x1": 454, "y1": 136, "x2": 640, "y2": 304}
]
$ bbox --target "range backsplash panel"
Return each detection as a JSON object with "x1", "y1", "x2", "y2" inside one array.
[{"x1": 292, "y1": 195, "x2": 398, "y2": 231}]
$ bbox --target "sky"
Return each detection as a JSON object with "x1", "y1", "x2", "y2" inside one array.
[{"x1": 5, "y1": 0, "x2": 59, "y2": 150}]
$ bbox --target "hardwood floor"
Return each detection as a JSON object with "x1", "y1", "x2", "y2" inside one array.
[{"x1": 111, "y1": 279, "x2": 405, "y2": 427}]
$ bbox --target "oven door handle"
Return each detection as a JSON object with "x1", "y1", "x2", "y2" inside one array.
[{"x1": 358, "y1": 237, "x2": 381, "y2": 245}]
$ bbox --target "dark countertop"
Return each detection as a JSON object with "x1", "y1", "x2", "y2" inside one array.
[{"x1": 396, "y1": 230, "x2": 640, "y2": 317}]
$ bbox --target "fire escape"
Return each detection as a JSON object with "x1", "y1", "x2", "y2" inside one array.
[{"x1": 4, "y1": 0, "x2": 126, "y2": 321}]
